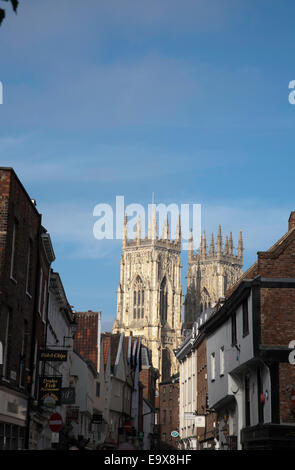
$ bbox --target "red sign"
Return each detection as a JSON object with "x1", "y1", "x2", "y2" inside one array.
[{"x1": 49, "y1": 413, "x2": 63, "y2": 432}]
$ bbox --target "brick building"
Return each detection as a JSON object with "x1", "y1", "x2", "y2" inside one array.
[
  {"x1": 0, "y1": 168, "x2": 55, "y2": 449},
  {"x1": 74, "y1": 310, "x2": 101, "y2": 369},
  {"x1": 203, "y1": 211, "x2": 295, "y2": 449},
  {"x1": 158, "y1": 374, "x2": 179, "y2": 449}
]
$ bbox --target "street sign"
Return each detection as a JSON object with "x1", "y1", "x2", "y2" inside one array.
[
  {"x1": 184, "y1": 412, "x2": 196, "y2": 420},
  {"x1": 38, "y1": 376, "x2": 62, "y2": 407},
  {"x1": 195, "y1": 416, "x2": 205, "y2": 427},
  {"x1": 40, "y1": 350, "x2": 68, "y2": 362},
  {"x1": 171, "y1": 431, "x2": 179, "y2": 438},
  {"x1": 61, "y1": 387, "x2": 75, "y2": 405},
  {"x1": 49, "y1": 413, "x2": 63, "y2": 432},
  {"x1": 183, "y1": 413, "x2": 206, "y2": 427}
]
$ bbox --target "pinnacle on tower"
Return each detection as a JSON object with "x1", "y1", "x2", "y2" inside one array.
[
  {"x1": 162, "y1": 214, "x2": 169, "y2": 240},
  {"x1": 217, "y1": 224, "x2": 222, "y2": 256},
  {"x1": 209, "y1": 232, "x2": 215, "y2": 256},
  {"x1": 188, "y1": 228, "x2": 193, "y2": 262},
  {"x1": 175, "y1": 214, "x2": 181, "y2": 242},
  {"x1": 148, "y1": 216, "x2": 152, "y2": 239},
  {"x1": 151, "y1": 206, "x2": 158, "y2": 241},
  {"x1": 123, "y1": 213, "x2": 128, "y2": 248},
  {"x1": 200, "y1": 231, "x2": 207, "y2": 258},
  {"x1": 238, "y1": 230, "x2": 243, "y2": 261},
  {"x1": 224, "y1": 235, "x2": 229, "y2": 255},
  {"x1": 229, "y1": 231, "x2": 233, "y2": 255},
  {"x1": 136, "y1": 216, "x2": 142, "y2": 245}
]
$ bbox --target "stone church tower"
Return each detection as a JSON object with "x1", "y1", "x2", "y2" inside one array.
[
  {"x1": 184, "y1": 226, "x2": 243, "y2": 329},
  {"x1": 112, "y1": 211, "x2": 183, "y2": 382}
]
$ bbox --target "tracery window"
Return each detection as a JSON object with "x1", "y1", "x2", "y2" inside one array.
[
  {"x1": 160, "y1": 277, "x2": 168, "y2": 323},
  {"x1": 133, "y1": 276, "x2": 144, "y2": 319}
]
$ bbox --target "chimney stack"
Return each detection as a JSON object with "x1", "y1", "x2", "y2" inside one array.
[{"x1": 288, "y1": 211, "x2": 295, "y2": 231}]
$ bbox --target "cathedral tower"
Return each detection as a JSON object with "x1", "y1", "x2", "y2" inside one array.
[
  {"x1": 184, "y1": 226, "x2": 243, "y2": 329},
  {"x1": 112, "y1": 211, "x2": 183, "y2": 381}
]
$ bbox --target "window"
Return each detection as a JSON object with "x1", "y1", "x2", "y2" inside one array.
[
  {"x1": 210, "y1": 353, "x2": 215, "y2": 381},
  {"x1": 162, "y1": 433, "x2": 166, "y2": 442},
  {"x1": 169, "y1": 385, "x2": 172, "y2": 401},
  {"x1": 163, "y1": 409, "x2": 166, "y2": 424},
  {"x1": 231, "y1": 313, "x2": 237, "y2": 346},
  {"x1": 169, "y1": 409, "x2": 172, "y2": 424},
  {"x1": 242, "y1": 299, "x2": 249, "y2": 337},
  {"x1": 160, "y1": 277, "x2": 168, "y2": 323},
  {"x1": 0, "y1": 424, "x2": 25, "y2": 450},
  {"x1": 220, "y1": 347, "x2": 225, "y2": 376},
  {"x1": 133, "y1": 276, "x2": 144, "y2": 319},
  {"x1": 162, "y1": 386, "x2": 166, "y2": 402}
]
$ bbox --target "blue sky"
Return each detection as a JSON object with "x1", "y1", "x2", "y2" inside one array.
[{"x1": 1, "y1": 0, "x2": 295, "y2": 331}]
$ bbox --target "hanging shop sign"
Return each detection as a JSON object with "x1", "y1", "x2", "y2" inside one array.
[
  {"x1": 40, "y1": 350, "x2": 68, "y2": 362},
  {"x1": 38, "y1": 376, "x2": 62, "y2": 407},
  {"x1": 61, "y1": 387, "x2": 75, "y2": 405}
]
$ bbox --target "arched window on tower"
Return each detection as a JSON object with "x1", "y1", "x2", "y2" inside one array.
[
  {"x1": 160, "y1": 277, "x2": 168, "y2": 324},
  {"x1": 133, "y1": 276, "x2": 144, "y2": 320}
]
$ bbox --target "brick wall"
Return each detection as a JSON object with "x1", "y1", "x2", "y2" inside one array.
[
  {"x1": 258, "y1": 235, "x2": 295, "y2": 278},
  {"x1": 158, "y1": 380, "x2": 179, "y2": 449},
  {"x1": 261, "y1": 288, "x2": 295, "y2": 346},
  {"x1": 0, "y1": 168, "x2": 41, "y2": 390}
]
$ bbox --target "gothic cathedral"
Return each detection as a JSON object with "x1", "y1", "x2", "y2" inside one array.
[
  {"x1": 184, "y1": 226, "x2": 243, "y2": 329},
  {"x1": 112, "y1": 211, "x2": 183, "y2": 382},
  {"x1": 113, "y1": 213, "x2": 244, "y2": 381}
]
